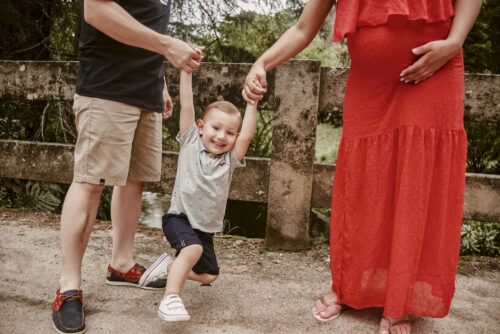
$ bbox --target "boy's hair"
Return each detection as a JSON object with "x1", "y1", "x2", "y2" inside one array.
[{"x1": 203, "y1": 101, "x2": 240, "y2": 120}]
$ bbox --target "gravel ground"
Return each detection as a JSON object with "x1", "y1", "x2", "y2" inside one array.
[{"x1": 1, "y1": 209, "x2": 499, "y2": 334}]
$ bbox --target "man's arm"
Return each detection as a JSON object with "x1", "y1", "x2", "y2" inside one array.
[
  {"x1": 233, "y1": 103, "x2": 257, "y2": 162},
  {"x1": 84, "y1": 0, "x2": 201, "y2": 72},
  {"x1": 179, "y1": 71, "x2": 195, "y2": 136}
]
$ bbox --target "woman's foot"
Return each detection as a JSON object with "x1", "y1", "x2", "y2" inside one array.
[
  {"x1": 312, "y1": 291, "x2": 344, "y2": 322},
  {"x1": 379, "y1": 315, "x2": 411, "y2": 334}
]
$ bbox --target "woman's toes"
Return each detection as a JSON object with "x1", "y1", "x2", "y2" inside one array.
[
  {"x1": 379, "y1": 317, "x2": 390, "y2": 334},
  {"x1": 313, "y1": 300, "x2": 324, "y2": 315}
]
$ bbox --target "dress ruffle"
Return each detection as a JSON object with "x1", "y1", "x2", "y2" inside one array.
[
  {"x1": 330, "y1": 126, "x2": 467, "y2": 318},
  {"x1": 333, "y1": 0, "x2": 455, "y2": 42}
]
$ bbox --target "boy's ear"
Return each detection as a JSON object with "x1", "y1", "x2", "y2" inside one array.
[{"x1": 196, "y1": 119, "x2": 204, "y2": 136}]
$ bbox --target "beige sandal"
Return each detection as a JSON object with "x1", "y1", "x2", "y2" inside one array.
[
  {"x1": 381, "y1": 316, "x2": 411, "y2": 333},
  {"x1": 312, "y1": 296, "x2": 346, "y2": 323}
]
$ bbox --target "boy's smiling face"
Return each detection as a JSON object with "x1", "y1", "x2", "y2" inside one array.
[{"x1": 197, "y1": 108, "x2": 241, "y2": 155}]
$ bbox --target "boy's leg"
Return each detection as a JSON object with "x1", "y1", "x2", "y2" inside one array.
[
  {"x1": 165, "y1": 244, "x2": 203, "y2": 295},
  {"x1": 110, "y1": 179, "x2": 143, "y2": 272},
  {"x1": 186, "y1": 269, "x2": 218, "y2": 285},
  {"x1": 59, "y1": 182, "x2": 104, "y2": 291}
]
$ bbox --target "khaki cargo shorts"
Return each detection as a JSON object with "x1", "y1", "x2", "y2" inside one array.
[{"x1": 72, "y1": 94, "x2": 162, "y2": 186}]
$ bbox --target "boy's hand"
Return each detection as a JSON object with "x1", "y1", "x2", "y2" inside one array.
[{"x1": 162, "y1": 86, "x2": 173, "y2": 120}]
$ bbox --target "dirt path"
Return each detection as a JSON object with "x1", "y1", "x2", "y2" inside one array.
[{"x1": 1, "y1": 210, "x2": 499, "y2": 334}]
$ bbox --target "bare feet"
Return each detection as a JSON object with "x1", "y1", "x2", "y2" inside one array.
[
  {"x1": 379, "y1": 315, "x2": 411, "y2": 334},
  {"x1": 312, "y1": 291, "x2": 344, "y2": 322}
]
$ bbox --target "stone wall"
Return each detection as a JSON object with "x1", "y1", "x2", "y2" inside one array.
[{"x1": 1, "y1": 60, "x2": 499, "y2": 249}]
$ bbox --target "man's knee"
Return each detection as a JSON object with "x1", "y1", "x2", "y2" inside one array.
[
  {"x1": 70, "y1": 182, "x2": 104, "y2": 199},
  {"x1": 79, "y1": 182, "x2": 105, "y2": 197}
]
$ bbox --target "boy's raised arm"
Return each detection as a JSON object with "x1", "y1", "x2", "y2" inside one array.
[
  {"x1": 179, "y1": 71, "x2": 195, "y2": 136},
  {"x1": 234, "y1": 103, "x2": 258, "y2": 161}
]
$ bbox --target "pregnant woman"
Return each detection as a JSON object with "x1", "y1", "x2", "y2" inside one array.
[{"x1": 242, "y1": 0, "x2": 481, "y2": 333}]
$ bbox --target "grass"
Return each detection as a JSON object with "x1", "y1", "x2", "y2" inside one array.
[{"x1": 315, "y1": 123, "x2": 342, "y2": 163}]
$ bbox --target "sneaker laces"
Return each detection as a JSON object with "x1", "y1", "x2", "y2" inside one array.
[{"x1": 53, "y1": 290, "x2": 83, "y2": 311}]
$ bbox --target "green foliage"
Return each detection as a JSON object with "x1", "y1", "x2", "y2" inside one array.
[
  {"x1": 460, "y1": 220, "x2": 500, "y2": 256},
  {"x1": 0, "y1": 0, "x2": 79, "y2": 61},
  {"x1": 315, "y1": 122, "x2": 342, "y2": 163},
  {"x1": 463, "y1": 21, "x2": 493, "y2": 73},
  {"x1": 465, "y1": 121, "x2": 500, "y2": 173},
  {"x1": 0, "y1": 178, "x2": 66, "y2": 213},
  {"x1": 162, "y1": 125, "x2": 180, "y2": 151},
  {"x1": 296, "y1": 39, "x2": 350, "y2": 68},
  {"x1": 0, "y1": 99, "x2": 76, "y2": 144},
  {"x1": 96, "y1": 187, "x2": 112, "y2": 221},
  {"x1": 463, "y1": 0, "x2": 500, "y2": 74},
  {"x1": 247, "y1": 109, "x2": 273, "y2": 158},
  {"x1": 0, "y1": 185, "x2": 12, "y2": 208}
]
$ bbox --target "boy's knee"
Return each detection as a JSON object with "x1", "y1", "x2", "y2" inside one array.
[
  {"x1": 181, "y1": 244, "x2": 203, "y2": 259},
  {"x1": 203, "y1": 274, "x2": 218, "y2": 284}
]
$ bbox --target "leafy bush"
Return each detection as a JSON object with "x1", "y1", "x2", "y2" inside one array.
[
  {"x1": 460, "y1": 220, "x2": 500, "y2": 256},
  {"x1": 247, "y1": 109, "x2": 273, "y2": 158},
  {"x1": 465, "y1": 121, "x2": 500, "y2": 174},
  {"x1": 0, "y1": 178, "x2": 66, "y2": 213}
]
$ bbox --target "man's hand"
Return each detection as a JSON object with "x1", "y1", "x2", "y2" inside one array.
[
  {"x1": 243, "y1": 62, "x2": 267, "y2": 105},
  {"x1": 400, "y1": 39, "x2": 461, "y2": 84},
  {"x1": 162, "y1": 86, "x2": 173, "y2": 120},
  {"x1": 162, "y1": 38, "x2": 204, "y2": 73}
]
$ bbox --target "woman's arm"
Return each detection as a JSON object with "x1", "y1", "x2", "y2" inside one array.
[
  {"x1": 400, "y1": 0, "x2": 482, "y2": 84},
  {"x1": 242, "y1": 0, "x2": 335, "y2": 103}
]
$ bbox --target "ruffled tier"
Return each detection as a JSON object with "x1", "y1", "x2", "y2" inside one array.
[
  {"x1": 330, "y1": 126, "x2": 467, "y2": 318},
  {"x1": 333, "y1": 0, "x2": 455, "y2": 42}
]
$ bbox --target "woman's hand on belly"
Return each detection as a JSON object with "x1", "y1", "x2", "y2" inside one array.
[{"x1": 399, "y1": 39, "x2": 461, "y2": 84}]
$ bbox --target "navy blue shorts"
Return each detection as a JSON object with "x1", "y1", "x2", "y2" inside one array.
[{"x1": 162, "y1": 213, "x2": 219, "y2": 275}]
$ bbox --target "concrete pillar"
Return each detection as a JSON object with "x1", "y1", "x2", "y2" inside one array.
[{"x1": 265, "y1": 60, "x2": 321, "y2": 250}]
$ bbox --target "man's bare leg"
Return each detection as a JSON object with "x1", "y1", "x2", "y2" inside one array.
[
  {"x1": 110, "y1": 180, "x2": 143, "y2": 272},
  {"x1": 59, "y1": 182, "x2": 104, "y2": 292}
]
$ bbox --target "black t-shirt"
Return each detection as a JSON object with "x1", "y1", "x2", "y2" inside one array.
[{"x1": 75, "y1": 0, "x2": 171, "y2": 113}]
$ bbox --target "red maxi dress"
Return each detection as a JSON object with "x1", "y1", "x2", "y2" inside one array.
[{"x1": 329, "y1": 0, "x2": 467, "y2": 318}]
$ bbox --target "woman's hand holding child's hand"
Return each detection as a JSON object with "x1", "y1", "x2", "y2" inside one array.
[
  {"x1": 243, "y1": 63, "x2": 267, "y2": 104},
  {"x1": 400, "y1": 39, "x2": 461, "y2": 84}
]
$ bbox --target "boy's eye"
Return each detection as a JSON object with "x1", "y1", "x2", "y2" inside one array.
[{"x1": 213, "y1": 126, "x2": 219, "y2": 130}]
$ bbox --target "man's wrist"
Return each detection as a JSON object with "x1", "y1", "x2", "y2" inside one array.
[{"x1": 157, "y1": 34, "x2": 172, "y2": 57}]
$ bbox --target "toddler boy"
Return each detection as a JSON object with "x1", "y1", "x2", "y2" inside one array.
[{"x1": 144, "y1": 70, "x2": 257, "y2": 322}]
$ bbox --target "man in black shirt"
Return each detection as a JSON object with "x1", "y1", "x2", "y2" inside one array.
[{"x1": 52, "y1": 1, "x2": 203, "y2": 333}]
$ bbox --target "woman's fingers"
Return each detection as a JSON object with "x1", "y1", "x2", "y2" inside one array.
[
  {"x1": 411, "y1": 41, "x2": 434, "y2": 56},
  {"x1": 244, "y1": 83, "x2": 262, "y2": 101}
]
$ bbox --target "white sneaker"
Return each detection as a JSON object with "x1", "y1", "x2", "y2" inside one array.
[
  {"x1": 138, "y1": 253, "x2": 173, "y2": 289},
  {"x1": 158, "y1": 294, "x2": 190, "y2": 322}
]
